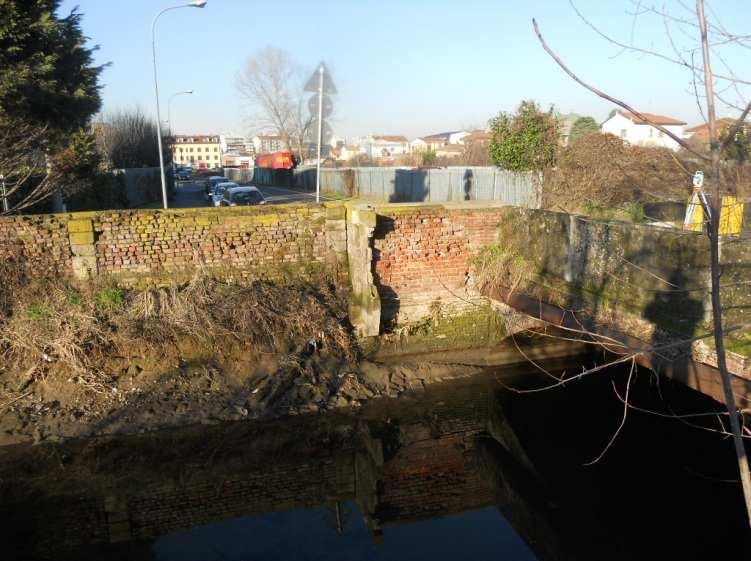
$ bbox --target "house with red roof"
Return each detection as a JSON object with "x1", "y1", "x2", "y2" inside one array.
[{"x1": 601, "y1": 110, "x2": 687, "y2": 151}]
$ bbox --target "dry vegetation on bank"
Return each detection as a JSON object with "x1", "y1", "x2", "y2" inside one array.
[{"x1": 0, "y1": 265, "x2": 356, "y2": 391}]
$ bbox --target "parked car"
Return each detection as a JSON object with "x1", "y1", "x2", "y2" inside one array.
[
  {"x1": 176, "y1": 169, "x2": 191, "y2": 181},
  {"x1": 211, "y1": 182, "x2": 238, "y2": 206},
  {"x1": 220, "y1": 186, "x2": 266, "y2": 207},
  {"x1": 205, "y1": 176, "x2": 230, "y2": 200}
]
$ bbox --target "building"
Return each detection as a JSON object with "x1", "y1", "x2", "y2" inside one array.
[
  {"x1": 362, "y1": 135, "x2": 409, "y2": 159},
  {"x1": 601, "y1": 110, "x2": 687, "y2": 151},
  {"x1": 411, "y1": 131, "x2": 469, "y2": 152},
  {"x1": 252, "y1": 135, "x2": 285, "y2": 155},
  {"x1": 220, "y1": 135, "x2": 255, "y2": 157},
  {"x1": 222, "y1": 153, "x2": 254, "y2": 169},
  {"x1": 685, "y1": 118, "x2": 747, "y2": 148},
  {"x1": 337, "y1": 144, "x2": 362, "y2": 161},
  {"x1": 171, "y1": 135, "x2": 222, "y2": 169},
  {"x1": 435, "y1": 145, "x2": 465, "y2": 159}
]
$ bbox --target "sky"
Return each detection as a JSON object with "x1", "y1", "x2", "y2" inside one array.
[{"x1": 58, "y1": 0, "x2": 750, "y2": 140}]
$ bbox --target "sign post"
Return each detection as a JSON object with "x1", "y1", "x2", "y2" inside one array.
[
  {"x1": 316, "y1": 64, "x2": 324, "y2": 203},
  {"x1": 304, "y1": 62, "x2": 337, "y2": 204}
]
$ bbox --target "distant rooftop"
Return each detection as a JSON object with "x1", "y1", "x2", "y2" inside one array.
[{"x1": 617, "y1": 110, "x2": 686, "y2": 126}]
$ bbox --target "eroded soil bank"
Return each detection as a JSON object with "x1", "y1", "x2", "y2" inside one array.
[
  {"x1": 0, "y1": 268, "x2": 587, "y2": 446},
  {"x1": 0, "y1": 331, "x2": 585, "y2": 446}
]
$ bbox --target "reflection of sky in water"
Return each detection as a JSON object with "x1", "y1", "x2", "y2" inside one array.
[{"x1": 154, "y1": 502, "x2": 537, "y2": 561}]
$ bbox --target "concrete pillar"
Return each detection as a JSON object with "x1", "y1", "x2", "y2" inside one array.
[
  {"x1": 346, "y1": 204, "x2": 381, "y2": 337},
  {"x1": 67, "y1": 218, "x2": 98, "y2": 279}
]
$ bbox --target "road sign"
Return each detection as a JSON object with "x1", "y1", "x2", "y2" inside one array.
[
  {"x1": 308, "y1": 94, "x2": 333, "y2": 119},
  {"x1": 307, "y1": 119, "x2": 333, "y2": 145},
  {"x1": 304, "y1": 62, "x2": 337, "y2": 94}
]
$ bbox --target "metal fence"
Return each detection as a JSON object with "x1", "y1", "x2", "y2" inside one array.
[{"x1": 292, "y1": 166, "x2": 540, "y2": 207}]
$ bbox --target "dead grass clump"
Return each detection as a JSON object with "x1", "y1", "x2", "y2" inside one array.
[
  {"x1": 0, "y1": 278, "x2": 116, "y2": 376},
  {"x1": 472, "y1": 243, "x2": 534, "y2": 296},
  {"x1": 119, "y1": 274, "x2": 356, "y2": 360}
]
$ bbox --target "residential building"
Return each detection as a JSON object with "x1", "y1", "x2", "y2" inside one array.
[
  {"x1": 411, "y1": 131, "x2": 469, "y2": 152},
  {"x1": 336, "y1": 144, "x2": 362, "y2": 162},
  {"x1": 362, "y1": 135, "x2": 409, "y2": 159},
  {"x1": 685, "y1": 118, "x2": 747, "y2": 148},
  {"x1": 252, "y1": 135, "x2": 285, "y2": 155},
  {"x1": 171, "y1": 135, "x2": 222, "y2": 169},
  {"x1": 462, "y1": 130, "x2": 492, "y2": 146},
  {"x1": 435, "y1": 145, "x2": 465, "y2": 159},
  {"x1": 222, "y1": 153, "x2": 254, "y2": 168},
  {"x1": 220, "y1": 135, "x2": 255, "y2": 157},
  {"x1": 601, "y1": 110, "x2": 687, "y2": 151}
]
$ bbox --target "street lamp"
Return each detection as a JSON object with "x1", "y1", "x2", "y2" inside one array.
[
  {"x1": 152, "y1": 1, "x2": 207, "y2": 210},
  {"x1": 167, "y1": 89, "x2": 194, "y2": 137}
]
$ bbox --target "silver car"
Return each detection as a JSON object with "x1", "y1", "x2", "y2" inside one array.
[
  {"x1": 205, "y1": 176, "x2": 229, "y2": 201},
  {"x1": 211, "y1": 182, "x2": 239, "y2": 206},
  {"x1": 220, "y1": 186, "x2": 266, "y2": 206}
]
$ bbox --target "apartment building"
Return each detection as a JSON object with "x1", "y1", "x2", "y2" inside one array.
[{"x1": 171, "y1": 135, "x2": 222, "y2": 169}]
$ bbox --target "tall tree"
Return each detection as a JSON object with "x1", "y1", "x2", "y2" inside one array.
[
  {"x1": 569, "y1": 116, "x2": 600, "y2": 142},
  {"x1": 488, "y1": 100, "x2": 559, "y2": 171},
  {"x1": 0, "y1": 0, "x2": 104, "y2": 213},
  {"x1": 235, "y1": 46, "x2": 313, "y2": 157},
  {"x1": 0, "y1": 0, "x2": 103, "y2": 138}
]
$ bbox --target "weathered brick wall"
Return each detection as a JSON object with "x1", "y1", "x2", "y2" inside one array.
[
  {"x1": 92, "y1": 205, "x2": 342, "y2": 280},
  {"x1": 0, "y1": 204, "x2": 348, "y2": 283},
  {"x1": 372, "y1": 203, "x2": 506, "y2": 324},
  {"x1": 0, "y1": 213, "x2": 72, "y2": 274}
]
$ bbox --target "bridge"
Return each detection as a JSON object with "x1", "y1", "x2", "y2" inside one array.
[{"x1": 0, "y1": 200, "x2": 749, "y2": 408}]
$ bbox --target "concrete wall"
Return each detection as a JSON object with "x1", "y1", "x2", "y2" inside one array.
[
  {"x1": 115, "y1": 167, "x2": 162, "y2": 208},
  {"x1": 293, "y1": 166, "x2": 540, "y2": 207}
]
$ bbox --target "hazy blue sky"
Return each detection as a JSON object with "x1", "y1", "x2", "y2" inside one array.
[{"x1": 58, "y1": 0, "x2": 749, "y2": 139}]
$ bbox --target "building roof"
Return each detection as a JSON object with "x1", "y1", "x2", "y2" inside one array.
[
  {"x1": 173, "y1": 135, "x2": 220, "y2": 143},
  {"x1": 372, "y1": 135, "x2": 408, "y2": 143},
  {"x1": 463, "y1": 131, "x2": 492, "y2": 143},
  {"x1": 686, "y1": 118, "x2": 746, "y2": 143},
  {"x1": 436, "y1": 144, "x2": 465, "y2": 153},
  {"x1": 617, "y1": 110, "x2": 686, "y2": 126},
  {"x1": 685, "y1": 118, "x2": 739, "y2": 133}
]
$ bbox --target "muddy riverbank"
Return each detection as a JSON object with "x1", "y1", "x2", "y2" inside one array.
[{"x1": 0, "y1": 329, "x2": 585, "y2": 446}]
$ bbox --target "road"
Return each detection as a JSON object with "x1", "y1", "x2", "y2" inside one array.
[{"x1": 171, "y1": 180, "x2": 333, "y2": 209}]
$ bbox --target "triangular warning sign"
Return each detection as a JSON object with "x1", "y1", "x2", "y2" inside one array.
[{"x1": 304, "y1": 62, "x2": 337, "y2": 94}]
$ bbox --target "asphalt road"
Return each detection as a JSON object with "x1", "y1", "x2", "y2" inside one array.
[{"x1": 171, "y1": 180, "x2": 332, "y2": 209}]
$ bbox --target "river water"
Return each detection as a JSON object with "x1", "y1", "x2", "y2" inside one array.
[{"x1": 1, "y1": 358, "x2": 749, "y2": 560}]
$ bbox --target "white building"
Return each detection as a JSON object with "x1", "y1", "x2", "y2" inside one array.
[
  {"x1": 252, "y1": 135, "x2": 285, "y2": 154},
  {"x1": 362, "y1": 135, "x2": 409, "y2": 159},
  {"x1": 220, "y1": 135, "x2": 255, "y2": 156},
  {"x1": 601, "y1": 110, "x2": 687, "y2": 151}
]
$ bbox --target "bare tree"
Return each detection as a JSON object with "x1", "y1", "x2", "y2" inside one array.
[
  {"x1": 235, "y1": 46, "x2": 313, "y2": 156},
  {"x1": 531, "y1": 0, "x2": 751, "y2": 524},
  {"x1": 96, "y1": 107, "x2": 168, "y2": 169},
  {"x1": 0, "y1": 117, "x2": 55, "y2": 215}
]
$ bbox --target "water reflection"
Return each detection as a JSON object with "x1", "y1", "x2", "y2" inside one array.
[{"x1": 1, "y1": 360, "x2": 749, "y2": 560}]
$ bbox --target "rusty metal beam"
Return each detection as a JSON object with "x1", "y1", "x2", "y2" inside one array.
[{"x1": 485, "y1": 286, "x2": 751, "y2": 410}]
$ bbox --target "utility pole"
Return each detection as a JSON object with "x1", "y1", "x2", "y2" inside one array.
[{"x1": 315, "y1": 64, "x2": 324, "y2": 203}]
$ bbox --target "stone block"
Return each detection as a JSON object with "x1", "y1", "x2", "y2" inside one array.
[
  {"x1": 72, "y1": 255, "x2": 98, "y2": 279},
  {"x1": 325, "y1": 205, "x2": 346, "y2": 220},
  {"x1": 69, "y1": 231, "x2": 95, "y2": 245},
  {"x1": 67, "y1": 219, "x2": 93, "y2": 233},
  {"x1": 70, "y1": 244, "x2": 96, "y2": 257}
]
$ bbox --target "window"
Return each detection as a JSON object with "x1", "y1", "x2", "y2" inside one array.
[
  {"x1": 620, "y1": 129, "x2": 627, "y2": 138},
  {"x1": 214, "y1": 147, "x2": 218, "y2": 152},
  {"x1": 649, "y1": 128, "x2": 654, "y2": 138},
  {"x1": 197, "y1": 147, "x2": 202, "y2": 152}
]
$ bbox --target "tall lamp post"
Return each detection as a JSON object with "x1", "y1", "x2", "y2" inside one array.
[
  {"x1": 167, "y1": 89, "x2": 194, "y2": 137},
  {"x1": 152, "y1": 1, "x2": 207, "y2": 209}
]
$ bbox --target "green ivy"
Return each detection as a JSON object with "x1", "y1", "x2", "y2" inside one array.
[{"x1": 488, "y1": 100, "x2": 559, "y2": 172}]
